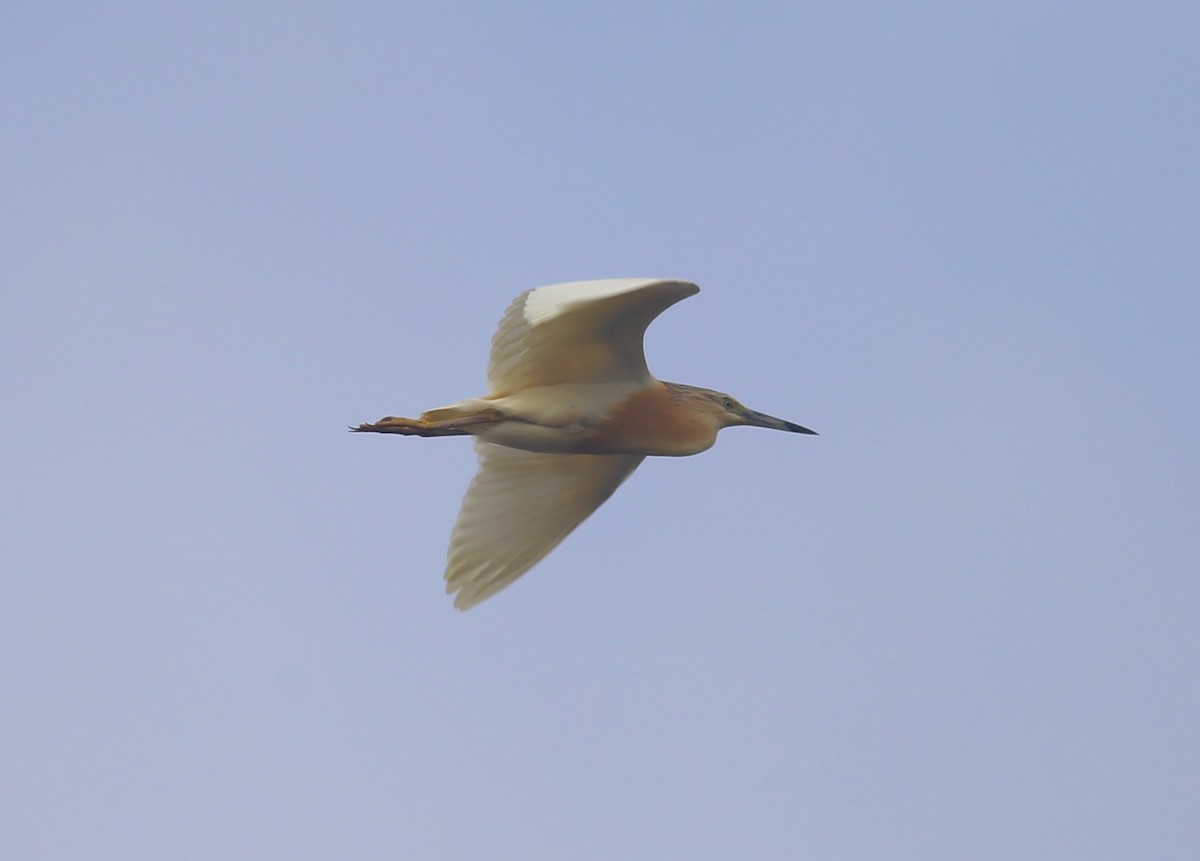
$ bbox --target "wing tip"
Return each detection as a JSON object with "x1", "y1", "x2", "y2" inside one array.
[
  {"x1": 523, "y1": 278, "x2": 698, "y2": 326},
  {"x1": 446, "y1": 574, "x2": 505, "y2": 611}
]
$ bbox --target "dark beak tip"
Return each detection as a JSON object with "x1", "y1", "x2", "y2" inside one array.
[
  {"x1": 745, "y1": 409, "x2": 817, "y2": 436},
  {"x1": 782, "y1": 420, "x2": 818, "y2": 435}
]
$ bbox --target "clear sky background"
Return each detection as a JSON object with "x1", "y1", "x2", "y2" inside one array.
[{"x1": 3, "y1": 3, "x2": 1198, "y2": 859}]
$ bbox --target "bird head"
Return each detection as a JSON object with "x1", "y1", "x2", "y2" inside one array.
[{"x1": 674, "y1": 384, "x2": 818, "y2": 436}]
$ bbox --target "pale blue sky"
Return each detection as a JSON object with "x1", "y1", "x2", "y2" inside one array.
[{"x1": 3, "y1": 3, "x2": 1198, "y2": 859}]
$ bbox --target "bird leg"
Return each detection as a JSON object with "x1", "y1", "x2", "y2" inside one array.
[{"x1": 351, "y1": 409, "x2": 505, "y2": 437}]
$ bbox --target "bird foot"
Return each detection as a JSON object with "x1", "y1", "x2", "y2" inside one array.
[
  {"x1": 351, "y1": 416, "x2": 430, "y2": 435},
  {"x1": 351, "y1": 411, "x2": 503, "y2": 437}
]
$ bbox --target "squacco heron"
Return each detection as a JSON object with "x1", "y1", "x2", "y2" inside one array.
[{"x1": 354, "y1": 278, "x2": 816, "y2": 609}]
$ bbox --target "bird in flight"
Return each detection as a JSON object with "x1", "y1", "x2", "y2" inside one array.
[{"x1": 354, "y1": 278, "x2": 817, "y2": 609}]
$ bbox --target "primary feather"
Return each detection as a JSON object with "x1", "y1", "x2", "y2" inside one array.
[
  {"x1": 445, "y1": 441, "x2": 644, "y2": 609},
  {"x1": 486, "y1": 278, "x2": 698, "y2": 395}
]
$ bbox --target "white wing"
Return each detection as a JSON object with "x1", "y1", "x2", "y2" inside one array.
[
  {"x1": 487, "y1": 278, "x2": 699, "y2": 395},
  {"x1": 445, "y1": 440, "x2": 644, "y2": 609}
]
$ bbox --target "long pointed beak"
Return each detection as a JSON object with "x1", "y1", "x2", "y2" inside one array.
[{"x1": 741, "y1": 408, "x2": 818, "y2": 435}]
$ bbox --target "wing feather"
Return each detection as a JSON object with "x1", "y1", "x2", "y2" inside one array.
[
  {"x1": 487, "y1": 278, "x2": 699, "y2": 395},
  {"x1": 445, "y1": 440, "x2": 644, "y2": 609}
]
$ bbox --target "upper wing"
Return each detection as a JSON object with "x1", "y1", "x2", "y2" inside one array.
[
  {"x1": 445, "y1": 440, "x2": 644, "y2": 609},
  {"x1": 487, "y1": 278, "x2": 699, "y2": 395}
]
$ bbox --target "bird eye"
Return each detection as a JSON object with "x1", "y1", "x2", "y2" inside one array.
[{"x1": 721, "y1": 397, "x2": 735, "y2": 410}]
